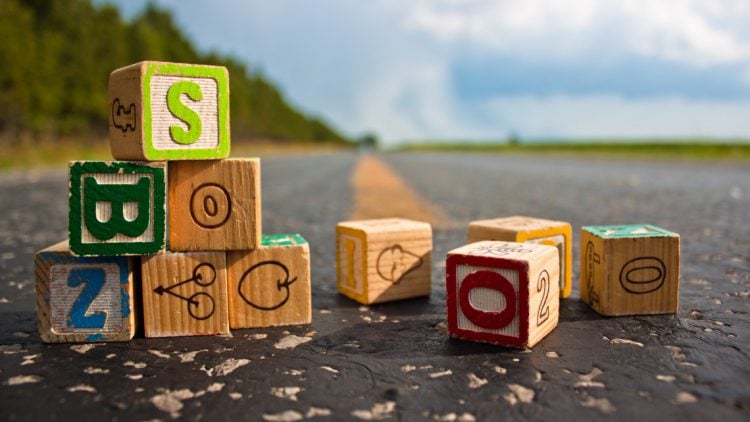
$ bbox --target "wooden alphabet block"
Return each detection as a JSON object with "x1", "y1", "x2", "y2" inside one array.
[
  {"x1": 467, "y1": 216, "x2": 572, "y2": 298},
  {"x1": 35, "y1": 241, "x2": 136, "y2": 343},
  {"x1": 446, "y1": 241, "x2": 559, "y2": 348},
  {"x1": 141, "y1": 251, "x2": 229, "y2": 337},
  {"x1": 336, "y1": 218, "x2": 432, "y2": 304},
  {"x1": 227, "y1": 234, "x2": 311, "y2": 329},
  {"x1": 168, "y1": 158, "x2": 261, "y2": 251},
  {"x1": 109, "y1": 61, "x2": 230, "y2": 161},
  {"x1": 581, "y1": 224, "x2": 680, "y2": 316},
  {"x1": 69, "y1": 161, "x2": 166, "y2": 256}
]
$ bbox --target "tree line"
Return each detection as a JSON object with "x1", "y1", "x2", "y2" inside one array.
[{"x1": 0, "y1": 0, "x2": 349, "y2": 144}]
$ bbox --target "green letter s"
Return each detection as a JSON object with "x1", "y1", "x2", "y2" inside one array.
[{"x1": 167, "y1": 81, "x2": 203, "y2": 144}]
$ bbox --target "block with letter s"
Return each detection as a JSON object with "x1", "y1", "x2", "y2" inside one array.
[{"x1": 109, "y1": 61, "x2": 230, "y2": 161}]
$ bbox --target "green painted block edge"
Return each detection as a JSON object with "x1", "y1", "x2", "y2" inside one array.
[
  {"x1": 261, "y1": 233, "x2": 308, "y2": 247},
  {"x1": 582, "y1": 224, "x2": 678, "y2": 239},
  {"x1": 69, "y1": 161, "x2": 166, "y2": 256},
  {"x1": 142, "y1": 62, "x2": 230, "y2": 160}
]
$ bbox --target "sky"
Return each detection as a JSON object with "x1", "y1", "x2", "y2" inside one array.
[{"x1": 103, "y1": 0, "x2": 750, "y2": 144}]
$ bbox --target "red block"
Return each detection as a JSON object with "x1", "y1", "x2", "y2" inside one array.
[{"x1": 446, "y1": 241, "x2": 560, "y2": 348}]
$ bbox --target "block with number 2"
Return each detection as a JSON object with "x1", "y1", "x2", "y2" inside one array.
[{"x1": 446, "y1": 241, "x2": 559, "y2": 348}]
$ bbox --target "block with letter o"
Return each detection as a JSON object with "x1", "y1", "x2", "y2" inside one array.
[
  {"x1": 446, "y1": 241, "x2": 560, "y2": 348},
  {"x1": 580, "y1": 224, "x2": 680, "y2": 316},
  {"x1": 168, "y1": 158, "x2": 260, "y2": 251},
  {"x1": 108, "y1": 61, "x2": 230, "y2": 161}
]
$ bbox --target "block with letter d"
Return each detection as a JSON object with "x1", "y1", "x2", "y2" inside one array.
[
  {"x1": 446, "y1": 241, "x2": 559, "y2": 348},
  {"x1": 109, "y1": 61, "x2": 230, "y2": 161},
  {"x1": 68, "y1": 161, "x2": 166, "y2": 256},
  {"x1": 35, "y1": 241, "x2": 136, "y2": 343}
]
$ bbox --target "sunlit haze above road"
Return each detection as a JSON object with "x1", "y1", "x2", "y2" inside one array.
[{"x1": 103, "y1": 0, "x2": 750, "y2": 144}]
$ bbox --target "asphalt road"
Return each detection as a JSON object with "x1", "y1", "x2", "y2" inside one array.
[{"x1": 1, "y1": 152, "x2": 748, "y2": 421}]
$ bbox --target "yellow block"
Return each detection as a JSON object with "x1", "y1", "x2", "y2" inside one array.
[
  {"x1": 467, "y1": 216, "x2": 573, "y2": 298},
  {"x1": 335, "y1": 226, "x2": 369, "y2": 304},
  {"x1": 336, "y1": 219, "x2": 432, "y2": 305}
]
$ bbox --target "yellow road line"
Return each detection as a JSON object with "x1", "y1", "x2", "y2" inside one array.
[{"x1": 349, "y1": 155, "x2": 453, "y2": 228}]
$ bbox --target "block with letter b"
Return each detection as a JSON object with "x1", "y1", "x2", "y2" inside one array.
[
  {"x1": 35, "y1": 241, "x2": 136, "y2": 343},
  {"x1": 446, "y1": 241, "x2": 559, "y2": 348},
  {"x1": 468, "y1": 216, "x2": 572, "y2": 298},
  {"x1": 168, "y1": 158, "x2": 261, "y2": 251},
  {"x1": 581, "y1": 224, "x2": 680, "y2": 316},
  {"x1": 227, "y1": 234, "x2": 311, "y2": 329},
  {"x1": 141, "y1": 251, "x2": 229, "y2": 337},
  {"x1": 336, "y1": 218, "x2": 432, "y2": 305},
  {"x1": 109, "y1": 61, "x2": 230, "y2": 161},
  {"x1": 68, "y1": 161, "x2": 166, "y2": 256}
]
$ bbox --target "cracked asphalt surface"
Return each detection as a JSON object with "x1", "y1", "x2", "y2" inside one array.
[{"x1": 0, "y1": 152, "x2": 748, "y2": 421}]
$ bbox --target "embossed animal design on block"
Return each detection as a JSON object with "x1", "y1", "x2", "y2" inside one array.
[{"x1": 336, "y1": 218, "x2": 432, "y2": 304}]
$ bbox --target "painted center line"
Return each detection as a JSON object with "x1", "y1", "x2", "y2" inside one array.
[{"x1": 349, "y1": 155, "x2": 453, "y2": 228}]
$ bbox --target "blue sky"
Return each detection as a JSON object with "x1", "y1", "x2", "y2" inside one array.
[{"x1": 103, "y1": 0, "x2": 750, "y2": 144}]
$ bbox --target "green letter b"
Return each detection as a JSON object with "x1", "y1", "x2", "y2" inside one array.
[{"x1": 84, "y1": 177, "x2": 151, "y2": 241}]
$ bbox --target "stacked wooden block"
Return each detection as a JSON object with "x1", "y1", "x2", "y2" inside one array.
[{"x1": 35, "y1": 61, "x2": 311, "y2": 343}]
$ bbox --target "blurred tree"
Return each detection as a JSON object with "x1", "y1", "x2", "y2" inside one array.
[
  {"x1": 0, "y1": 0, "x2": 35, "y2": 136},
  {"x1": 507, "y1": 131, "x2": 521, "y2": 146},
  {"x1": 0, "y1": 0, "x2": 349, "y2": 144},
  {"x1": 357, "y1": 132, "x2": 379, "y2": 150}
]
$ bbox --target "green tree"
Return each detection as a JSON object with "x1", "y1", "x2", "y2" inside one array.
[{"x1": 0, "y1": 0, "x2": 349, "y2": 144}]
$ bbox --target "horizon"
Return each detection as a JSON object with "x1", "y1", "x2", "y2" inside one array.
[{"x1": 101, "y1": 0, "x2": 750, "y2": 146}]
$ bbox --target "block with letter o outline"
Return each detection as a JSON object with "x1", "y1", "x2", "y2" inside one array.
[{"x1": 447, "y1": 254, "x2": 529, "y2": 348}]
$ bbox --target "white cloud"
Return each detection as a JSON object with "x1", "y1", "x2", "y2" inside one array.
[
  {"x1": 483, "y1": 94, "x2": 750, "y2": 139},
  {"x1": 102, "y1": 0, "x2": 750, "y2": 143},
  {"x1": 621, "y1": 1, "x2": 750, "y2": 66},
  {"x1": 400, "y1": 0, "x2": 750, "y2": 67},
  {"x1": 353, "y1": 61, "x2": 487, "y2": 141}
]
